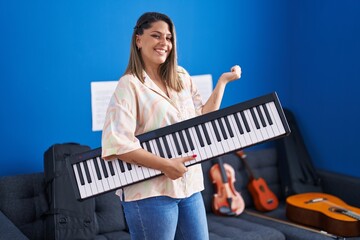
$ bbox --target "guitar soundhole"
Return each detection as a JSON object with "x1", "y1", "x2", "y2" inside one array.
[
  {"x1": 259, "y1": 185, "x2": 265, "y2": 192},
  {"x1": 267, "y1": 199, "x2": 274, "y2": 204}
]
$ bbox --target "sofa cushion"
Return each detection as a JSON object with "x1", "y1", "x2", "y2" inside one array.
[
  {"x1": 0, "y1": 172, "x2": 47, "y2": 240},
  {"x1": 207, "y1": 213, "x2": 285, "y2": 240},
  {"x1": 94, "y1": 191, "x2": 128, "y2": 235},
  {"x1": 0, "y1": 210, "x2": 29, "y2": 240}
]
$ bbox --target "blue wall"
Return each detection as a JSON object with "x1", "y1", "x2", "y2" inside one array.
[
  {"x1": 0, "y1": 0, "x2": 359, "y2": 178},
  {"x1": 287, "y1": 1, "x2": 360, "y2": 177}
]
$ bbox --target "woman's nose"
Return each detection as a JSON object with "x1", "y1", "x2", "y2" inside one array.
[{"x1": 159, "y1": 36, "x2": 167, "y2": 44}]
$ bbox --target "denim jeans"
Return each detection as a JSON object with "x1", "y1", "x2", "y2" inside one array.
[{"x1": 121, "y1": 192, "x2": 209, "y2": 240}]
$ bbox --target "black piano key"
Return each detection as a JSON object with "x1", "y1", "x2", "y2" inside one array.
[
  {"x1": 172, "y1": 133, "x2": 182, "y2": 155},
  {"x1": 145, "y1": 141, "x2": 152, "y2": 153},
  {"x1": 83, "y1": 161, "x2": 92, "y2": 183},
  {"x1": 100, "y1": 158, "x2": 109, "y2": 178},
  {"x1": 250, "y1": 108, "x2": 260, "y2": 129},
  {"x1": 224, "y1": 116, "x2": 234, "y2": 138},
  {"x1": 93, "y1": 158, "x2": 102, "y2": 180},
  {"x1": 240, "y1": 111, "x2": 251, "y2": 132},
  {"x1": 211, "y1": 120, "x2": 222, "y2": 142},
  {"x1": 178, "y1": 131, "x2": 189, "y2": 153},
  {"x1": 118, "y1": 159, "x2": 125, "y2": 173},
  {"x1": 162, "y1": 136, "x2": 172, "y2": 158},
  {"x1": 185, "y1": 129, "x2": 195, "y2": 150},
  {"x1": 155, "y1": 138, "x2": 165, "y2": 157},
  {"x1": 256, "y1": 105, "x2": 267, "y2": 127},
  {"x1": 233, "y1": 113, "x2": 244, "y2": 134},
  {"x1": 76, "y1": 163, "x2": 85, "y2": 185},
  {"x1": 218, "y1": 119, "x2": 228, "y2": 140},
  {"x1": 107, "y1": 161, "x2": 115, "y2": 176},
  {"x1": 126, "y1": 163, "x2": 132, "y2": 171},
  {"x1": 201, "y1": 123, "x2": 212, "y2": 145},
  {"x1": 194, "y1": 125, "x2": 205, "y2": 147},
  {"x1": 262, "y1": 104, "x2": 273, "y2": 125}
]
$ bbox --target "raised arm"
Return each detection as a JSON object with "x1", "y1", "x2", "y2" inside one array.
[{"x1": 202, "y1": 65, "x2": 242, "y2": 114}]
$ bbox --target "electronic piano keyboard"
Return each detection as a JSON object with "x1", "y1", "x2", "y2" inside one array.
[{"x1": 67, "y1": 92, "x2": 290, "y2": 200}]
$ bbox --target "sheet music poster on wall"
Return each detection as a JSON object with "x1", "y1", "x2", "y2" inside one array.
[{"x1": 91, "y1": 74, "x2": 213, "y2": 131}]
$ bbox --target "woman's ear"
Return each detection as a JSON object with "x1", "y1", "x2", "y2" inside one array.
[{"x1": 136, "y1": 35, "x2": 141, "y2": 50}]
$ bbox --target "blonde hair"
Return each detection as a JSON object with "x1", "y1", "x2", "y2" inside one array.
[{"x1": 124, "y1": 12, "x2": 184, "y2": 92}]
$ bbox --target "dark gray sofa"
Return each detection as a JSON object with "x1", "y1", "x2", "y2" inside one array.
[{"x1": 1, "y1": 147, "x2": 359, "y2": 240}]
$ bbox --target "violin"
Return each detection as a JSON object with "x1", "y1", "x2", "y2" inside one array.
[{"x1": 209, "y1": 157, "x2": 245, "y2": 216}]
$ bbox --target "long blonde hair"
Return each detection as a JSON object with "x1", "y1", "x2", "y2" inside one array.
[{"x1": 124, "y1": 12, "x2": 184, "y2": 92}]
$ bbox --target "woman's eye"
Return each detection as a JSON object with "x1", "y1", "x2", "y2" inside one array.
[{"x1": 151, "y1": 34, "x2": 160, "y2": 39}]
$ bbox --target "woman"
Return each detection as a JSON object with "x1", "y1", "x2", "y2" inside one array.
[{"x1": 102, "y1": 12, "x2": 241, "y2": 240}]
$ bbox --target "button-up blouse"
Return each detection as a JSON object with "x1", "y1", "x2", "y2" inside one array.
[{"x1": 101, "y1": 66, "x2": 205, "y2": 201}]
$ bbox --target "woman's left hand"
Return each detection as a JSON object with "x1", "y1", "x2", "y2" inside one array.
[{"x1": 219, "y1": 65, "x2": 242, "y2": 84}]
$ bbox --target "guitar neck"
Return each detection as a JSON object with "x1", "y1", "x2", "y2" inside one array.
[
  {"x1": 324, "y1": 200, "x2": 360, "y2": 221},
  {"x1": 236, "y1": 151, "x2": 256, "y2": 180}
]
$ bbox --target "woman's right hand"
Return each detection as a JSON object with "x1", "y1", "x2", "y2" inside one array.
[{"x1": 161, "y1": 155, "x2": 197, "y2": 180}]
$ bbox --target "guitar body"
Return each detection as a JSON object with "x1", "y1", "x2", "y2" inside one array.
[
  {"x1": 286, "y1": 192, "x2": 360, "y2": 237},
  {"x1": 236, "y1": 151, "x2": 279, "y2": 212},
  {"x1": 247, "y1": 177, "x2": 279, "y2": 211}
]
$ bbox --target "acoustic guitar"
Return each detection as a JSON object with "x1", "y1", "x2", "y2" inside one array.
[
  {"x1": 236, "y1": 151, "x2": 279, "y2": 211},
  {"x1": 286, "y1": 192, "x2": 360, "y2": 237}
]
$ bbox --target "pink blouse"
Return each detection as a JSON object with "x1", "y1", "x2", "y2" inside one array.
[{"x1": 101, "y1": 66, "x2": 205, "y2": 201}]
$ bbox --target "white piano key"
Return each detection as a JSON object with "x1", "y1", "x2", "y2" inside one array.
[
  {"x1": 189, "y1": 127, "x2": 207, "y2": 161},
  {"x1": 214, "y1": 119, "x2": 230, "y2": 153},
  {"x1": 159, "y1": 137, "x2": 170, "y2": 159},
  {"x1": 165, "y1": 135, "x2": 177, "y2": 160},
  {"x1": 108, "y1": 160, "x2": 122, "y2": 188},
  {"x1": 182, "y1": 130, "x2": 197, "y2": 165},
  {"x1": 86, "y1": 159, "x2": 99, "y2": 195},
  {"x1": 259, "y1": 105, "x2": 276, "y2": 138},
  {"x1": 142, "y1": 142, "x2": 157, "y2": 177},
  {"x1": 204, "y1": 122, "x2": 221, "y2": 156},
  {"x1": 228, "y1": 114, "x2": 245, "y2": 149},
  {"x1": 73, "y1": 164, "x2": 87, "y2": 199},
  {"x1": 103, "y1": 161, "x2": 116, "y2": 190},
  {"x1": 244, "y1": 110, "x2": 261, "y2": 143},
  {"x1": 89, "y1": 159, "x2": 104, "y2": 194},
  {"x1": 209, "y1": 121, "x2": 226, "y2": 156},
  {"x1": 267, "y1": 102, "x2": 286, "y2": 135},
  {"x1": 253, "y1": 107, "x2": 270, "y2": 140},
  {"x1": 79, "y1": 162, "x2": 93, "y2": 196},
  {"x1": 236, "y1": 112, "x2": 252, "y2": 145},
  {"x1": 112, "y1": 159, "x2": 126, "y2": 186},
  {"x1": 184, "y1": 129, "x2": 202, "y2": 162},
  {"x1": 198, "y1": 125, "x2": 214, "y2": 159},
  {"x1": 128, "y1": 163, "x2": 140, "y2": 183},
  {"x1": 175, "y1": 132, "x2": 186, "y2": 157},
  {"x1": 96, "y1": 157, "x2": 111, "y2": 191},
  {"x1": 148, "y1": 141, "x2": 162, "y2": 175},
  {"x1": 220, "y1": 117, "x2": 237, "y2": 151},
  {"x1": 134, "y1": 163, "x2": 145, "y2": 181}
]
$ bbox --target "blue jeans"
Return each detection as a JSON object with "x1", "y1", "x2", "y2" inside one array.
[{"x1": 121, "y1": 192, "x2": 209, "y2": 240}]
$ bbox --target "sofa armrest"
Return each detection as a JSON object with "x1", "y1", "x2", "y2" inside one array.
[
  {"x1": 0, "y1": 210, "x2": 28, "y2": 240},
  {"x1": 317, "y1": 169, "x2": 360, "y2": 207}
]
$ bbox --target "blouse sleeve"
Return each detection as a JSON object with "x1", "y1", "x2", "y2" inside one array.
[{"x1": 101, "y1": 76, "x2": 142, "y2": 158}]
